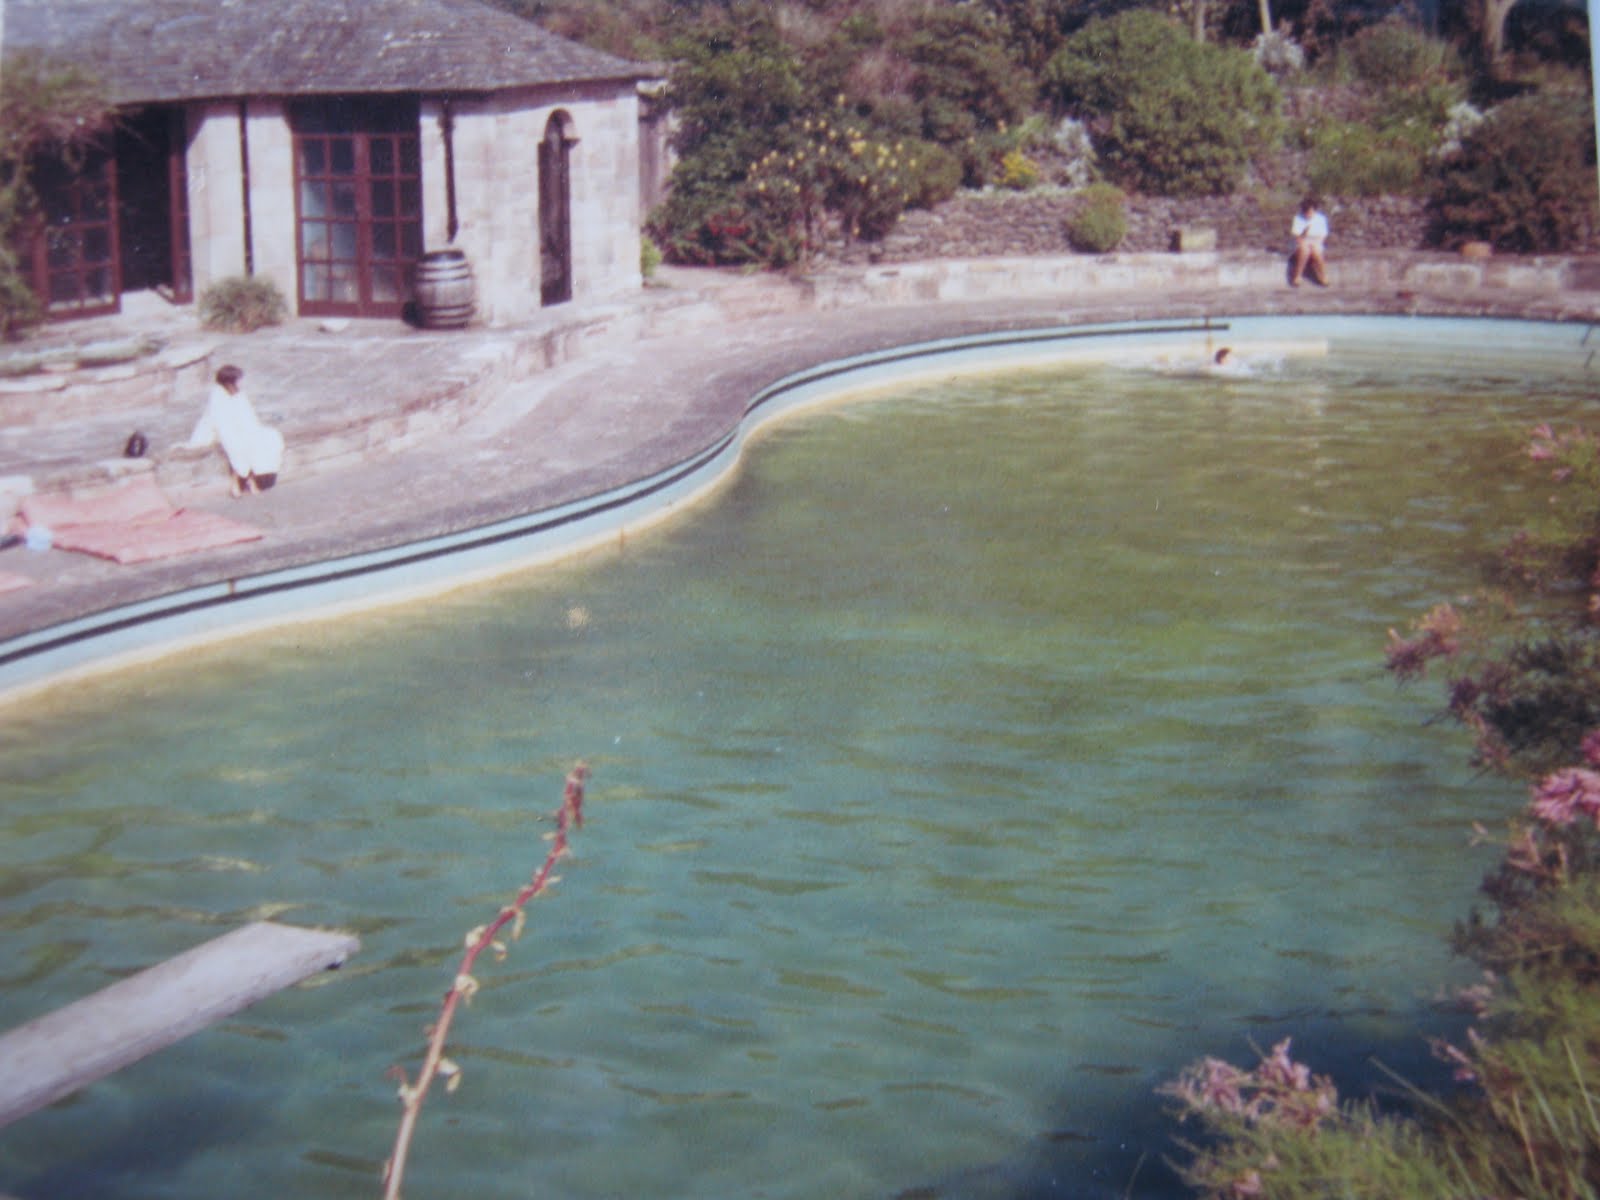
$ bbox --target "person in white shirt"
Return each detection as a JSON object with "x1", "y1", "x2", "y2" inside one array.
[
  {"x1": 187, "y1": 364, "x2": 285, "y2": 497},
  {"x1": 1290, "y1": 196, "x2": 1329, "y2": 287}
]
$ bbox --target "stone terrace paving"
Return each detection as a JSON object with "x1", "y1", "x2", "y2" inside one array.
[{"x1": 2, "y1": 249, "x2": 1599, "y2": 664}]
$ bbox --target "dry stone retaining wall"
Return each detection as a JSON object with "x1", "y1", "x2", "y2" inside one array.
[{"x1": 821, "y1": 191, "x2": 1438, "y2": 265}]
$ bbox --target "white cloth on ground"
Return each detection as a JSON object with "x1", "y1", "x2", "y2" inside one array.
[{"x1": 187, "y1": 384, "x2": 284, "y2": 477}]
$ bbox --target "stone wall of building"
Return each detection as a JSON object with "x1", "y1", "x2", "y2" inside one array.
[
  {"x1": 566, "y1": 82, "x2": 645, "y2": 307},
  {"x1": 447, "y1": 83, "x2": 642, "y2": 326},
  {"x1": 244, "y1": 101, "x2": 298, "y2": 309},
  {"x1": 185, "y1": 104, "x2": 249, "y2": 295}
]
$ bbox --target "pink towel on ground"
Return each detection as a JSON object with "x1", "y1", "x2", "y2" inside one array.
[
  {"x1": 20, "y1": 476, "x2": 174, "y2": 528},
  {"x1": 19, "y1": 477, "x2": 262, "y2": 565}
]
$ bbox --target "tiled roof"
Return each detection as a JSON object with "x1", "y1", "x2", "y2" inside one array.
[{"x1": 4, "y1": 0, "x2": 654, "y2": 104}]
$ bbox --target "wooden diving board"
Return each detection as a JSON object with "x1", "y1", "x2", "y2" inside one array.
[{"x1": 0, "y1": 921, "x2": 359, "y2": 1128}]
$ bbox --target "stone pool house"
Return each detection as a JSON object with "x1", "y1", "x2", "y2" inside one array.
[{"x1": 5, "y1": 0, "x2": 666, "y2": 327}]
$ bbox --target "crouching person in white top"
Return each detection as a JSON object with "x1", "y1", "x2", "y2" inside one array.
[{"x1": 187, "y1": 364, "x2": 285, "y2": 497}]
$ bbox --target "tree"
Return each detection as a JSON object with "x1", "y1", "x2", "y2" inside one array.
[
  {"x1": 1478, "y1": 0, "x2": 1520, "y2": 67},
  {"x1": 1044, "y1": 10, "x2": 1283, "y2": 196},
  {"x1": 897, "y1": 4, "x2": 1035, "y2": 184},
  {"x1": 646, "y1": 4, "x2": 816, "y2": 263},
  {"x1": 0, "y1": 52, "x2": 115, "y2": 336}
]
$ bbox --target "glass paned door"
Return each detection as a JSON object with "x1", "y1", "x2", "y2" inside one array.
[
  {"x1": 291, "y1": 99, "x2": 421, "y2": 318},
  {"x1": 31, "y1": 151, "x2": 121, "y2": 319}
]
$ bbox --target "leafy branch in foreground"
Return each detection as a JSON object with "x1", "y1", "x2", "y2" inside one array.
[{"x1": 381, "y1": 762, "x2": 590, "y2": 1200}]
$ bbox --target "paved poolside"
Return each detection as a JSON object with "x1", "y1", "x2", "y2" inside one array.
[{"x1": 2, "y1": 250, "x2": 1598, "y2": 696}]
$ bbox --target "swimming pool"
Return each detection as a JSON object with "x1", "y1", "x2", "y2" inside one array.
[{"x1": 1, "y1": 316, "x2": 1595, "y2": 1199}]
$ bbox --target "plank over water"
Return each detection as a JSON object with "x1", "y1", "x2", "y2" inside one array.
[{"x1": 0, "y1": 921, "x2": 359, "y2": 1128}]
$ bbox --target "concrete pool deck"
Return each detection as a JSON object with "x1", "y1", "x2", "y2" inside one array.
[{"x1": 2, "y1": 248, "x2": 1599, "y2": 697}]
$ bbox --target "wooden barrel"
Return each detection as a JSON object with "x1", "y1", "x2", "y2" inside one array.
[{"x1": 413, "y1": 249, "x2": 475, "y2": 329}]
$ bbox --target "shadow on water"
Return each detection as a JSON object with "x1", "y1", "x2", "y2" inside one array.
[
  {"x1": 894, "y1": 1007, "x2": 1477, "y2": 1200},
  {"x1": 7, "y1": 1081, "x2": 259, "y2": 1200}
]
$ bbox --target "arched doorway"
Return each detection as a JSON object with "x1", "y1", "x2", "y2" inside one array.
[{"x1": 538, "y1": 111, "x2": 575, "y2": 307}]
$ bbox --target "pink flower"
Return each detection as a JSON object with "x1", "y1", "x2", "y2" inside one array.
[
  {"x1": 1258, "y1": 1038, "x2": 1311, "y2": 1091},
  {"x1": 1195, "y1": 1057, "x2": 1249, "y2": 1114},
  {"x1": 1530, "y1": 767, "x2": 1600, "y2": 827},
  {"x1": 1528, "y1": 423, "x2": 1558, "y2": 460},
  {"x1": 1384, "y1": 604, "x2": 1463, "y2": 680},
  {"x1": 1580, "y1": 729, "x2": 1600, "y2": 768}
]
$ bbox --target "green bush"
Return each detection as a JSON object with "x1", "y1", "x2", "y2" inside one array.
[
  {"x1": 1427, "y1": 92, "x2": 1598, "y2": 252},
  {"x1": 1043, "y1": 10, "x2": 1282, "y2": 197},
  {"x1": 198, "y1": 275, "x2": 287, "y2": 332},
  {"x1": 1307, "y1": 119, "x2": 1427, "y2": 195},
  {"x1": 0, "y1": 52, "x2": 114, "y2": 338},
  {"x1": 647, "y1": 185, "x2": 800, "y2": 268},
  {"x1": 1066, "y1": 183, "x2": 1127, "y2": 253},
  {"x1": 897, "y1": 4, "x2": 1035, "y2": 185},
  {"x1": 640, "y1": 235, "x2": 662, "y2": 280},
  {"x1": 1342, "y1": 17, "x2": 1462, "y2": 90},
  {"x1": 0, "y1": 246, "x2": 43, "y2": 341},
  {"x1": 998, "y1": 149, "x2": 1040, "y2": 190},
  {"x1": 903, "y1": 141, "x2": 963, "y2": 210},
  {"x1": 648, "y1": 4, "x2": 813, "y2": 267},
  {"x1": 741, "y1": 112, "x2": 936, "y2": 258}
]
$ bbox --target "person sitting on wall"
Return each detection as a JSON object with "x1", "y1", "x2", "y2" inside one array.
[
  {"x1": 186, "y1": 364, "x2": 285, "y2": 497},
  {"x1": 1289, "y1": 197, "x2": 1329, "y2": 288}
]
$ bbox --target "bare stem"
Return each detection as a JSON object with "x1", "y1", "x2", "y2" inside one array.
[{"x1": 382, "y1": 762, "x2": 590, "y2": 1200}]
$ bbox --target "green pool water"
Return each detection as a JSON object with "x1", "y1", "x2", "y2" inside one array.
[{"x1": 1, "y1": 336, "x2": 1593, "y2": 1199}]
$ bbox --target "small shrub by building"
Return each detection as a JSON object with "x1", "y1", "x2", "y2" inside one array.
[{"x1": 199, "y1": 275, "x2": 287, "y2": 332}]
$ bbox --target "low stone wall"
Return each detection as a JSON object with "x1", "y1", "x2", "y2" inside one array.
[
  {"x1": 805, "y1": 251, "x2": 1597, "y2": 311},
  {"x1": 0, "y1": 341, "x2": 215, "y2": 430},
  {"x1": 819, "y1": 190, "x2": 1600, "y2": 266}
]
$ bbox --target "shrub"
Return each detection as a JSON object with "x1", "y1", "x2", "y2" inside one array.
[
  {"x1": 647, "y1": 185, "x2": 800, "y2": 268},
  {"x1": 1306, "y1": 119, "x2": 1428, "y2": 195},
  {"x1": 897, "y1": 4, "x2": 1035, "y2": 182},
  {"x1": 1066, "y1": 183, "x2": 1126, "y2": 253},
  {"x1": 1341, "y1": 17, "x2": 1462, "y2": 90},
  {"x1": 1252, "y1": 29, "x2": 1306, "y2": 78},
  {"x1": 648, "y1": 4, "x2": 812, "y2": 266},
  {"x1": 0, "y1": 52, "x2": 114, "y2": 338},
  {"x1": 1048, "y1": 117, "x2": 1098, "y2": 188},
  {"x1": 903, "y1": 141, "x2": 964, "y2": 210},
  {"x1": 1044, "y1": 10, "x2": 1283, "y2": 196},
  {"x1": 1434, "y1": 100, "x2": 1487, "y2": 159},
  {"x1": 998, "y1": 149, "x2": 1040, "y2": 190},
  {"x1": 1427, "y1": 92, "x2": 1598, "y2": 253},
  {"x1": 0, "y1": 249, "x2": 43, "y2": 341},
  {"x1": 742, "y1": 111, "x2": 933, "y2": 258},
  {"x1": 198, "y1": 275, "x2": 287, "y2": 332},
  {"x1": 640, "y1": 235, "x2": 662, "y2": 280}
]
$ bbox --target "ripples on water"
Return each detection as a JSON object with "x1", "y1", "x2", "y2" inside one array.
[{"x1": 0, "y1": 346, "x2": 1592, "y2": 1199}]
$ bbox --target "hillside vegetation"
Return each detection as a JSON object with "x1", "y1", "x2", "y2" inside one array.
[{"x1": 501, "y1": 0, "x2": 1596, "y2": 268}]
